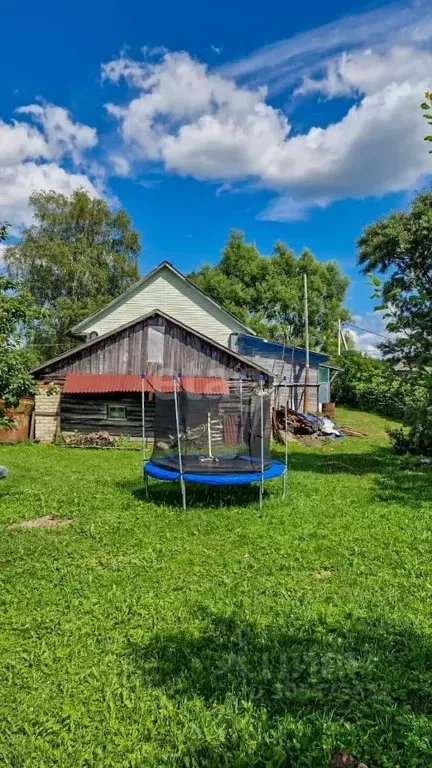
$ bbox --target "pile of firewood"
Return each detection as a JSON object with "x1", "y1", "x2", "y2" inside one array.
[
  {"x1": 63, "y1": 431, "x2": 118, "y2": 447},
  {"x1": 273, "y1": 406, "x2": 318, "y2": 435}
]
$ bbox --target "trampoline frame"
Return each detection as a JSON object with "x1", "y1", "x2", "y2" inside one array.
[{"x1": 141, "y1": 374, "x2": 289, "y2": 510}]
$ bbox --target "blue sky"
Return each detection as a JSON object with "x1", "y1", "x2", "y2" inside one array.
[{"x1": 1, "y1": 0, "x2": 431, "y2": 354}]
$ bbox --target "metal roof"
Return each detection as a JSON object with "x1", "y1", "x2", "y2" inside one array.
[
  {"x1": 63, "y1": 373, "x2": 230, "y2": 396},
  {"x1": 236, "y1": 334, "x2": 330, "y2": 366}
]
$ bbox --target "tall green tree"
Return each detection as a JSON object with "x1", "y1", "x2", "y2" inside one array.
[
  {"x1": 5, "y1": 190, "x2": 141, "y2": 359},
  {"x1": 0, "y1": 225, "x2": 38, "y2": 428},
  {"x1": 357, "y1": 192, "x2": 432, "y2": 454},
  {"x1": 190, "y1": 230, "x2": 350, "y2": 352},
  {"x1": 357, "y1": 192, "x2": 432, "y2": 378}
]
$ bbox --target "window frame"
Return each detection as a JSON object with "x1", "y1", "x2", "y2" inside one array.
[{"x1": 107, "y1": 404, "x2": 127, "y2": 421}]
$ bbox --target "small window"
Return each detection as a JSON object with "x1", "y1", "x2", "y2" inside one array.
[
  {"x1": 108, "y1": 405, "x2": 127, "y2": 420},
  {"x1": 147, "y1": 325, "x2": 165, "y2": 364}
]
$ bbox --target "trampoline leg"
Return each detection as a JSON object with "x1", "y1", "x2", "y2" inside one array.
[
  {"x1": 259, "y1": 481, "x2": 263, "y2": 510},
  {"x1": 144, "y1": 470, "x2": 149, "y2": 499},
  {"x1": 180, "y1": 477, "x2": 187, "y2": 511},
  {"x1": 282, "y1": 468, "x2": 287, "y2": 499}
]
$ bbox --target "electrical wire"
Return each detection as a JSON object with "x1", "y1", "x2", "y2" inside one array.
[{"x1": 342, "y1": 321, "x2": 390, "y2": 340}]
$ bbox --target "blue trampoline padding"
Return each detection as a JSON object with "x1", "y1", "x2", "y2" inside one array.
[{"x1": 144, "y1": 459, "x2": 285, "y2": 486}]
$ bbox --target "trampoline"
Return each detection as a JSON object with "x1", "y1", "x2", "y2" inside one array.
[{"x1": 141, "y1": 375, "x2": 287, "y2": 509}]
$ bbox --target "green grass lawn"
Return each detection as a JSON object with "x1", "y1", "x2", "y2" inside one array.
[{"x1": 0, "y1": 408, "x2": 431, "y2": 768}]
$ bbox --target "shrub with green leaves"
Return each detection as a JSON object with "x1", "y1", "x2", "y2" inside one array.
[
  {"x1": 332, "y1": 350, "x2": 425, "y2": 422},
  {"x1": 388, "y1": 378, "x2": 432, "y2": 456},
  {"x1": 0, "y1": 227, "x2": 39, "y2": 429}
]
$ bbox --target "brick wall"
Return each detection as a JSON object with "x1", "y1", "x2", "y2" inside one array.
[{"x1": 34, "y1": 384, "x2": 62, "y2": 443}]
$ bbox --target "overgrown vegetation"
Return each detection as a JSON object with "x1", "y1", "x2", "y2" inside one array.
[
  {"x1": 0, "y1": 409, "x2": 431, "y2": 767},
  {"x1": 0, "y1": 225, "x2": 38, "y2": 429},
  {"x1": 332, "y1": 350, "x2": 426, "y2": 421},
  {"x1": 357, "y1": 188, "x2": 432, "y2": 455}
]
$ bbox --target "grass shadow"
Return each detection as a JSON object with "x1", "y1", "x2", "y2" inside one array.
[
  {"x1": 116, "y1": 477, "x2": 279, "y2": 509},
  {"x1": 286, "y1": 446, "x2": 395, "y2": 477},
  {"x1": 287, "y1": 447, "x2": 432, "y2": 509},
  {"x1": 128, "y1": 607, "x2": 432, "y2": 766}
]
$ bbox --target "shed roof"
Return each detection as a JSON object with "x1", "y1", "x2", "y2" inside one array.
[
  {"x1": 236, "y1": 334, "x2": 330, "y2": 366},
  {"x1": 63, "y1": 373, "x2": 230, "y2": 396}
]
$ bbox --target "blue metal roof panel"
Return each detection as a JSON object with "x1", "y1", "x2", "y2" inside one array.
[{"x1": 237, "y1": 334, "x2": 329, "y2": 366}]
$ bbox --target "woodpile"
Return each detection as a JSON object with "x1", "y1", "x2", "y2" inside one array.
[
  {"x1": 273, "y1": 406, "x2": 318, "y2": 435},
  {"x1": 63, "y1": 431, "x2": 118, "y2": 447}
]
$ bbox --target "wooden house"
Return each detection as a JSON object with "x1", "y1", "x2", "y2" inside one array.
[
  {"x1": 31, "y1": 259, "x2": 337, "y2": 441},
  {"x1": 71, "y1": 261, "x2": 254, "y2": 348},
  {"x1": 32, "y1": 311, "x2": 271, "y2": 442}
]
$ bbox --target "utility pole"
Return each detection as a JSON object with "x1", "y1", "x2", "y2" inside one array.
[
  {"x1": 341, "y1": 324, "x2": 349, "y2": 352},
  {"x1": 338, "y1": 319, "x2": 341, "y2": 356},
  {"x1": 303, "y1": 272, "x2": 310, "y2": 413}
]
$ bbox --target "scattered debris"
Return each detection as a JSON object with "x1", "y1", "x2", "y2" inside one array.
[
  {"x1": 329, "y1": 750, "x2": 368, "y2": 768},
  {"x1": 8, "y1": 515, "x2": 72, "y2": 530},
  {"x1": 339, "y1": 427, "x2": 368, "y2": 437},
  {"x1": 273, "y1": 407, "x2": 342, "y2": 441}
]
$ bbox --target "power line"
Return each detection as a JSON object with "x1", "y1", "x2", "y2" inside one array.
[{"x1": 342, "y1": 321, "x2": 390, "y2": 340}]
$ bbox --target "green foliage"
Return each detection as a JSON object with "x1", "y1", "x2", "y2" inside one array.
[
  {"x1": 190, "y1": 230, "x2": 350, "y2": 352},
  {"x1": 0, "y1": 273, "x2": 38, "y2": 428},
  {"x1": 0, "y1": 224, "x2": 38, "y2": 428},
  {"x1": 357, "y1": 191, "x2": 432, "y2": 454},
  {"x1": 357, "y1": 192, "x2": 432, "y2": 380},
  {"x1": 421, "y1": 90, "x2": 432, "y2": 152},
  {"x1": 0, "y1": 412, "x2": 431, "y2": 767},
  {"x1": 387, "y1": 379, "x2": 432, "y2": 456},
  {"x1": 5, "y1": 189, "x2": 141, "y2": 359},
  {"x1": 332, "y1": 350, "x2": 425, "y2": 420}
]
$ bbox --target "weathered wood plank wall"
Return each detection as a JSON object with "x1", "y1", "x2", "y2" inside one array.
[{"x1": 39, "y1": 314, "x2": 264, "y2": 382}]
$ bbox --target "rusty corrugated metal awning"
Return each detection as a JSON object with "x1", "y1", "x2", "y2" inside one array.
[{"x1": 63, "y1": 373, "x2": 229, "y2": 395}]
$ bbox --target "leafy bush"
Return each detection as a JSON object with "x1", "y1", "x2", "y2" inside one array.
[
  {"x1": 332, "y1": 351, "x2": 426, "y2": 422},
  {"x1": 388, "y1": 391, "x2": 432, "y2": 456}
]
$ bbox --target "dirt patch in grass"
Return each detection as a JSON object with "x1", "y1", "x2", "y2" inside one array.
[
  {"x1": 313, "y1": 569, "x2": 333, "y2": 579},
  {"x1": 7, "y1": 515, "x2": 72, "y2": 530}
]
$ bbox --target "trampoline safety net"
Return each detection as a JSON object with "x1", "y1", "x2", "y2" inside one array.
[{"x1": 150, "y1": 382, "x2": 271, "y2": 475}]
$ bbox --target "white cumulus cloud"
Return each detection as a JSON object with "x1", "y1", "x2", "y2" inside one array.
[
  {"x1": 344, "y1": 311, "x2": 393, "y2": 358},
  {"x1": 0, "y1": 104, "x2": 100, "y2": 229},
  {"x1": 16, "y1": 104, "x2": 98, "y2": 164},
  {"x1": 103, "y1": 16, "x2": 432, "y2": 221}
]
